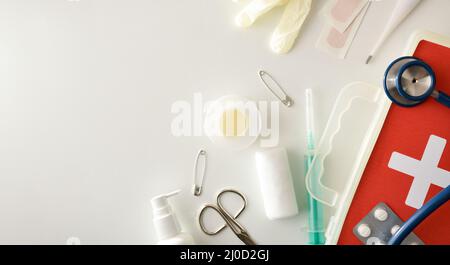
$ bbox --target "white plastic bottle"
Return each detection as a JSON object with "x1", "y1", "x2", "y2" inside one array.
[{"x1": 150, "y1": 190, "x2": 195, "y2": 245}]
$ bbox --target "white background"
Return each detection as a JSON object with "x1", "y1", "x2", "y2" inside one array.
[{"x1": 0, "y1": 0, "x2": 448, "y2": 245}]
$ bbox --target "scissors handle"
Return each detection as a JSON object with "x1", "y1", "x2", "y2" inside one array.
[
  {"x1": 198, "y1": 189, "x2": 257, "y2": 245},
  {"x1": 199, "y1": 204, "x2": 226, "y2": 235},
  {"x1": 199, "y1": 189, "x2": 246, "y2": 235}
]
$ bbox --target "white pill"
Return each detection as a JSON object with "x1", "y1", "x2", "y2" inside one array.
[
  {"x1": 391, "y1": 225, "x2": 401, "y2": 235},
  {"x1": 374, "y1": 208, "x2": 388, "y2": 221},
  {"x1": 357, "y1": 224, "x2": 371, "y2": 238},
  {"x1": 367, "y1": 237, "x2": 385, "y2": 245}
]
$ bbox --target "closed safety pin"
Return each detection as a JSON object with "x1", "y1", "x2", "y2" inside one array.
[
  {"x1": 192, "y1": 149, "x2": 207, "y2": 196},
  {"x1": 258, "y1": 70, "x2": 294, "y2": 107}
]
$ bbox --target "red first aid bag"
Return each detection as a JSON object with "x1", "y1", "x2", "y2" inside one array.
[{"x1": 338, "y1": 39, "x2": 450, "y2": 244}]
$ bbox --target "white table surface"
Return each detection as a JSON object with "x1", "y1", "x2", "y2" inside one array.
[{"x1": 0, "y1": 0, "x2": 448, "y2": 245}]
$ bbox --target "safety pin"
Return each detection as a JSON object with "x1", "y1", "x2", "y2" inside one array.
[
  {"x1": 258, "y1": 70, "x2": 294, "y2": 107},
  {"x1": 192, "y1": 149, "x2": 207, "y2": 196}
]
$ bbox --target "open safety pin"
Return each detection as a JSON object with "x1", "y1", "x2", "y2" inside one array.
[
  {"x1": 192, "y1": 149, "x2": 207, "y2": 196},
  {"x1": 258, "y1": 70, "x2": 294, "y2": 107}
]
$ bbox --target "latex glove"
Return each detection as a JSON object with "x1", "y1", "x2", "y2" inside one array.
[{"x1": 233, "y1": 0, "x2": 312, "y2": 54}]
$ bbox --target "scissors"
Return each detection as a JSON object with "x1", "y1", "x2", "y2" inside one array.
[
  {"x1": 198, "y1": 189, "x2": 256, "y2": 245},
  {"x1": 384, "y1": 56, "x2": 450, "y2": 108}
]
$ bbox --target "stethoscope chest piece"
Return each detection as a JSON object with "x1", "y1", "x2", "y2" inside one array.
[{"x1": 384, "y1": 56, "x2": 450, "y2": 108}]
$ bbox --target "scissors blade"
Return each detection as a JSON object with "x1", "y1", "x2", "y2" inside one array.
[{"x1": 237, "y1": 231, "x2": 257, "y2": 245}]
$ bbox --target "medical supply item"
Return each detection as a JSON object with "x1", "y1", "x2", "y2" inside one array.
[
  {"x1": 151, "y1": 190, "x2": 195, "y2": 245},
  {"x1": 255, "y1": 148, "x2": 298, "y2": 220},
  {"x1": 353, "y1": 203, "x2": 423, "y2": 245},
  {"x1": 198, "y1": 189, "x2": 256, "y2": 245},
  {"x1": 193, "y1": 149, "x2": 207, "y2": 196},
  {"x1": 259, "y1": 70, "x2": 293, "y2": 107},
  {"x1": 304, "y1": 89, "x2": 325, "y2": 245},
  {"x1": 316, "y1": 0, "x2": 369, "y2": 59},
  {"x1": 366, "y1": 0, "x2": 422, "y2": 64},
  {"x1": 233, "y1": 0, "x2": 312, "y2": 54},
  {"x1": 322, "y1": 0, "x2": 368, "y2": 33},
  {"x1": 338, "y1": 31, "x2": 450, "y2": 245},
  {"x1": 204, "y1": 95, "x2": 261, "y2": 151},
  {"x1": 304, "y1": 82, "x2": 391, "y2": 244},
  {"x1": 388, "y1": 185, "x2": 450, "y2": 245},
  {"x1": 384, "y1": 56, "x2": 450, "y2": 108}
]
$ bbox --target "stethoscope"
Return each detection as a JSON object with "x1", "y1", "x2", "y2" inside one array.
[{"x1": 384, "y1": 56, "x2": 450, "y2": 108}]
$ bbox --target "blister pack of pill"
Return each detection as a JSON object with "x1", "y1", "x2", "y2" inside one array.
[{"x1": 353, "y1": 202, "x2": 424, "y2": 245}]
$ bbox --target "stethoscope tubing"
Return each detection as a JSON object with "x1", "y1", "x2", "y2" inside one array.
[{"x1": 436, "y1": 91, "x2": 450, "y2": 107}]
